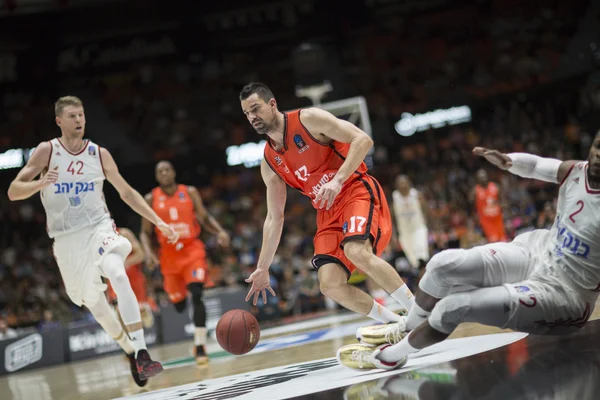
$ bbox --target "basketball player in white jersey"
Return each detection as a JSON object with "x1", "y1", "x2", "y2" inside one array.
[
  {"x1": 7, "y1": 96, "x2": 178, "y2": 384},
  {"x1": 338, "y1": 139, "x2": 600, "y2": 370},
  {"x1": 392, "y1": 175, "x2": 430, "y2": 270}
]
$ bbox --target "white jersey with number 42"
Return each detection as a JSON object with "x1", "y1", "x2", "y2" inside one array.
[
  {"x1": 548, "y1": 161, "x2": 600, "y2": 293},
  {"x1": 40, "y1": 138, "x2": 110, "y2": 238}
]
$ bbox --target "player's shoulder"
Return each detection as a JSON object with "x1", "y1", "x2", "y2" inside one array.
[{"x1": 298, "y1": 107, "x2": 329, "y2": 121}]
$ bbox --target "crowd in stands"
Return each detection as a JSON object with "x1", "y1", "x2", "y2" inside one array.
[{"x1": 0, "y1": 0, "x2": 598, "y2": 332}]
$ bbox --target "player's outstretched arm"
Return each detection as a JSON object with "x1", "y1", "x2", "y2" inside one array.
[
  {"x1": 300, "y1": 107, "x2": 373, "y2": 209},
  {"x1": 473, "y1": 147, "x2": 578, "y2": 184},
  {"x1": 8, "y1": 142, "x2": 55, "y2": 201},
  {"x1": 139, "y1": 193, "x2": 160, "y2": 268},
  {"x1": 119, "y1": 227, "x2": 145, "y2": 268},
  {"x1": 244, "y1": 159, "x2": 286, "y2": 305},
  {"x1": 188, "y1": 186, "x2": 230, "y2": 247},
  {"x1": 100, "y1": 148, "x2": 178, "y2": 243}
]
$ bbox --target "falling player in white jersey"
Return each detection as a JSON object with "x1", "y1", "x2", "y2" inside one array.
[
  {"x1": 7, "y1": 96, "x2": 178, "y2": 385},
  {"x1": 338, "y1": 139, "x2": 600, "y2": 370},
  {"x1": 392, "y1": 175, "x2": 430, "y2": 270}
]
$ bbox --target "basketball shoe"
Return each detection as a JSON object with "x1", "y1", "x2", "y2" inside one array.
[
  {"x1": 126, "y1": 352, "x2": 147, "y2": 387},
  {"x1": 337, "y1": 343, "x2": 407, "y2": 371},
  {"x1": 356, "y1": 316, "x2": 408, "y2": 346},
  {"x1": 136, "y1": 349, "x2": 163, "y2": 380},
  {"x1": 195, "y1": 345, "x2": 209, "y2": 366}
]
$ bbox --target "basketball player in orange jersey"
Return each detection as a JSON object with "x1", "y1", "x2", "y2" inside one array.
[
  {"x1": 471, "y1": 169, "x2": 508, "y2": 243},
  {"x1": 107, "y1": 227, "x2": 154, "y2": 329},
  {"x1": 240, "y1": 82, "x2": 415, "y2": 345},
  {"x1": 140, "y1": 161, "x2": 230, "y2": 365}
]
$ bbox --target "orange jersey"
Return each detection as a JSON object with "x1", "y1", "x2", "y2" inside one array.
[
  {"x1": 151, "y1": 185, "x2": 201, "y2": 252},
  {"x1": 475, "y1": 182, "x2": 502, "y2": 219},
  {"x1": 263, "y1": 109, "x2": 368, "y2": 208}
]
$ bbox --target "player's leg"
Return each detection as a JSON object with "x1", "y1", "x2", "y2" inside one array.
[
  {"x1": 86, "y1": 295, "x2": 147, "y2": 387},
  {"x1": 178, "y1": 242, "x2": 210, "y2": 365},
  {"x1": 340, "y1": 276, "x2": 591, "y2": 370},
  {"x1": 316, "y1": 261, "x2": 400, "y2": 322},
  {"x1": 100, "y1": 251, "x2": 163, "y2": 378},
  {"x1": 187, "y1": 282, "x2": 208, "y2": 365},
  {"x1": 406, "y1": 237, "x2": 533, "y2": 331},
  {"x1": 313, "y1": 230, "x2": 402, "y2": 325},
  {"x1": 341, "y1": 176, "x2": 415, "y2": 311},
  {"x1": 337, "y1": 285, "x2": 512, "y2": 370}
]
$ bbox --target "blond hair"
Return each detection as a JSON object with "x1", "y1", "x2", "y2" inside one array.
[{"x1": 55, "y1": 96, "x2": 83, "y2": 116}]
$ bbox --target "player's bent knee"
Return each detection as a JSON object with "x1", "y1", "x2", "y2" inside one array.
[
  {"x1": 419, "y1": 249, "x2": 466, "y2": 296},
  {"x1": 429, "y1": 293, "x2": 471, "y2": 334},
  {"x1": 319, "y1": 280, "x2": 345, "y2": 300}
]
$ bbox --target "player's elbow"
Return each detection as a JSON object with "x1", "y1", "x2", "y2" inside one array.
[
  {"x1": 7, "y1": 183, "x2": 20, "y2": 201},
  {"x1": 355, "y1": 134, "x2": 373, "y2": 150}
]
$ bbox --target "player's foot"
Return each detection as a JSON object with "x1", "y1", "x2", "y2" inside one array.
[
  {"x1": 195, "y1": 345, "x2": 209, "y2": 366},
  {"x1": 356, "y1": 316, "x2": 408, "y2": 346},
  {"x1": 337, "y1": 344, "x2": 406, "y2": 371},
  {"x1": 140, "y1": 304, "x2": 154, "y2": 329},
  {"x1": 126, "y1": 352, "x2": 148, "y2": 387},
  {"x1": 136, "y1": 349, "x2": 163, "y2": 380}
]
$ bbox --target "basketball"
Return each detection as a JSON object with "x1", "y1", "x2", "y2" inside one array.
[{"x1": 216, "y1": 309, "x2": 261, "y2": 355}]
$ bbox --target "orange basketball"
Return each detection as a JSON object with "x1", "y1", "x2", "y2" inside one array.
[{"x1": 215, "y1": 309, "x2": 260, "y2": 355}]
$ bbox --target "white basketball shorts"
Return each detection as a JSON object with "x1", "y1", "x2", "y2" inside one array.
[{"x1": 53, "y1": 218, "x2": 132, "y2": 307}]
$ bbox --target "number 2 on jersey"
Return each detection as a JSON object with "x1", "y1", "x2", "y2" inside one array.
[
  {"x1": 569, "y1": 200, "x2": 584, "y2": 223},
  {"x1": 67, "y1": 161, "x2": 84, "y2": 175}
]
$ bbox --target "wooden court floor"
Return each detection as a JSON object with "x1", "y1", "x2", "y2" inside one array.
[{"x1": 3, "y1": 299, "x2": 600, "y2": 400}]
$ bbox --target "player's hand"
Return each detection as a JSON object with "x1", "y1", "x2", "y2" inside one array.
[
  {"x1": 216, "y1": 231, "x2": 230, "y2": 247},
  {"x1": 145, "y1": 252, "x2": 160, "y2": 270},
  {"x1": 156, "y1": 220, "x2": 179, "y2": 244},
  {"x1": 315, "y1": 178, "x2": 343, "y2": 210},
  {"x1": 245, "y1": 268, "x2": 276, "y2": 306},
  {"x1": 39, "y1": 166, "x2": 59, "y2": 189},
  {"x1": 473, "y1": 147, "x2": 513, "y2": 170}
]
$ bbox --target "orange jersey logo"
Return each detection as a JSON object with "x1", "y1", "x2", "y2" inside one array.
[
  {"x1": 151, "y1": 185, "x2": 200, "y2": 248},
  {"x1": 475, "y1": 182, "x2": 502, "y2": 218},
  {"x1": 263, "y1": 109, "x2": 368, "y2": 207}
]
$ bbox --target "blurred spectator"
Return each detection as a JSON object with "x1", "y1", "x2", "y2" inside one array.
[{"x1": 0, "y1": 318, "x2": 18, "y2": 340}]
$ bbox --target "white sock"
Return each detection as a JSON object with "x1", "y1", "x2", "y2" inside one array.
[
  {"x1": 129, "y1": 329, "x2": 147, "y2": 355},
  {"x1": 115, "y1": 330, "x2": 135, "y2": 355},
  {"x1": 194, "y1": 327, "x2": 207, "y2": 347},
  {"x1": 406, "y1": 301, "x2": 431, "y2": 331},
  {"x1": 378, "y1": 331, "x2": 419, "y2": 363},
  {"x1": 367, "y1": 300, "x2": 402, "y2": 323},
  {"x1": 390, "y1": 284, "x2": 415, "y2": 311}
]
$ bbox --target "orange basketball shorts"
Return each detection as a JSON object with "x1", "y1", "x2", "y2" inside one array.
[
  {"x1": 479, "y1": 216, "x2": 508, "y2": 243},
  {"x1": 107, "y1": 264, "x2": 148, "y2": 304},
  {"x1": 312, "y1": 174, "x2": 392, "y2": 278},
  {"x1": 159, "y1": 239, "x2": 208, "y2": 303}
]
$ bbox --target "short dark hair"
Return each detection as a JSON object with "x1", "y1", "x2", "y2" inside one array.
[{"x1": 239, "y1": 82, "x2": 275, "y2": 102}]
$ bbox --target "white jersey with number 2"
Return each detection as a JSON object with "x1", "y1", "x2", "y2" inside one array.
[{"x1": 549, "y1": 161, "x2": 600, "y2": 293}]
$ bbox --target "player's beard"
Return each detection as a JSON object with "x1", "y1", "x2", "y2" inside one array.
[{"x1": 253, "y1": 113, "x2": 278, "y2": 135}]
